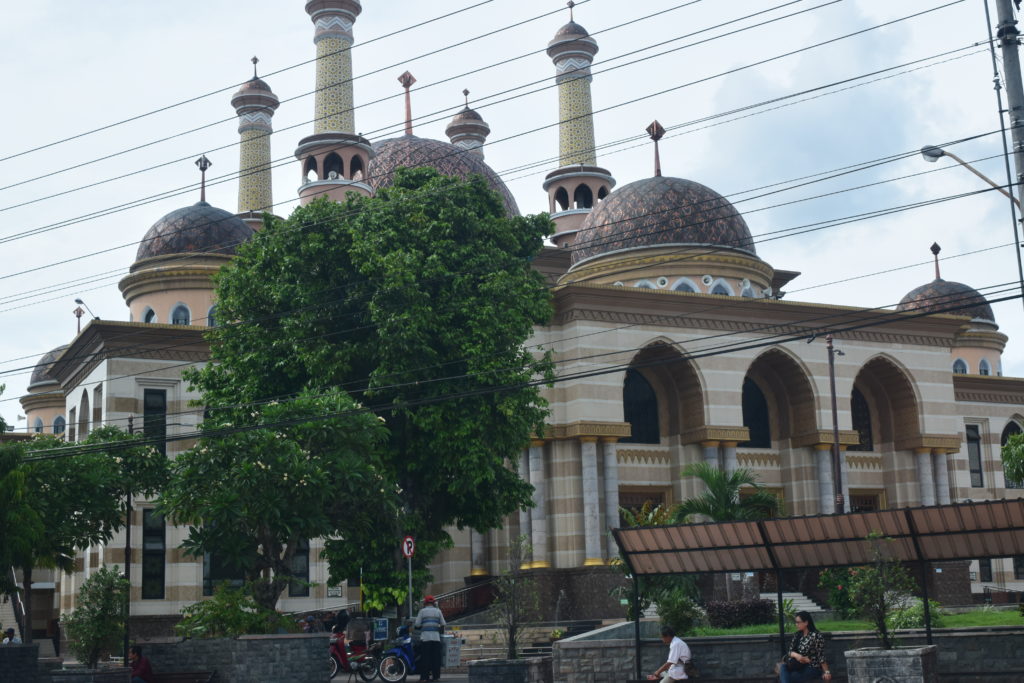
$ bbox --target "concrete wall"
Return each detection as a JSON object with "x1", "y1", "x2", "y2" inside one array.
[
  {"x1": 469, "y1": 656, "x2": 553, "y2": 683},
  {"x1": 141, "y1": 633, "x2": 329, "y2": 683},
  {"x1": 552, "y1": 624, "x2": 1024, "y2": 682},
  {"x1": 0, "y1": 643, "x2": 39, "y2": 683}
]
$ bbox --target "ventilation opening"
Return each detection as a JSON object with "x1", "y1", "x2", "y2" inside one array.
[
  {"x1": 304, "y1": 157, "x2": 319, "y2": 182},
  {"x1": 350, "y1": 155, "x2": 364, "y2": 181},
  {"x1": 324, "y1": 153, "x2": 343, "y2": 180},
  {"x1": 554, "y1": 187, "x2": 569, "y2": 212},
  {"x1": 573, "y1": 184, "x2": 594, "y2": 209}
]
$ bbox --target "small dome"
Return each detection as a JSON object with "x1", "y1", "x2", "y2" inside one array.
[
  {"x1": 553, "y1": 20, "x2": 590, "y2": 40},
  {"x1": 572, "y1": 176, "x2": 755, "y2": 265},
  {"x1": 450, "y1": 106, "x2": 484, "y2": 124},
  {"x1": 366, "y1": 135, "x2": 519, "y2": 216},
  {"x1": 896, "y1": 279, "x2": 995, "y2": 322},
  {"x1": 136, "y1": 202, "x2": 254, "y2": 262},
  {"x1": 237, "y1": 76, "x2": 272, "y2": 94},
  {"x1": 29, "y1": 345, "x2": 68, "y2": 388}
]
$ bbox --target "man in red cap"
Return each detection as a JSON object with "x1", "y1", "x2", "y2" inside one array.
[{"x1": 413, "y1": 595, "x2": 446, "y2": 681}]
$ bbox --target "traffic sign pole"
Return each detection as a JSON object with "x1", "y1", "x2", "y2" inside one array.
[
  {"x1": 402, "y1": 536, "x2": 416, "y2": 621},
  {"x1": 407, "y1": 555, "x2": 413, "y2": 621}
]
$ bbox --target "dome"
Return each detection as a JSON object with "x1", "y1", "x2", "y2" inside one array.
[
  {"x1": 896, "y1": 279, "x2": 995, "y2": 322},
  {"x1": 449, "y1": 106, "x2": 484, "y2": 124},
  {"x1": 236, "y1": 76, "x2": 272, "y2": 94},
  {"x1": 572, "y1": 176, "x2": 756, "y2": 265},
  {"x1": 553, "y1": 20, "x2": 590, "y2": 40},
  {"x1": 28, "y1": 345, "x2": 68, "y2": 388},
  {"x1": 136, "y1": 202, "x2": 255, "y2": 262},
  {"x1": 366, "y1": 135, "x2": 519, "y2": 216}
]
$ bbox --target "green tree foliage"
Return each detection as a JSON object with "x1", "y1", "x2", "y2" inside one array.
[
  {"x1": 847, "y1": 533, "x2": 917, "y2": 649},
  {"x1": 12, "y1": 426, "x2": 167, "y2": 644},
  {"x1": 1001, "y1": 432, "x2": 1024, "y2": 486},
  {"x1": 186, "y1": 168, "x2": 553, "y2": 606},
  {"x1": 62, "y1": 566, "x2": 129, "y2": 669},
  {"x1": 160, "y1": 390, "x2": 386, "y2": 611},
  {"x1": 670, "y1": 462, "x2": 781, "y2": 523},
  {"x1": 817, "y1": 567, "x2": 858, "y2": 619},
  {"x1": 175, "y1": 583, "x2": 294, "y2": 639}
]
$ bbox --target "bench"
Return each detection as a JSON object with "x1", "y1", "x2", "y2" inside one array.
[
  {"x1": 628, "y1": 677, "x2": 846, "y2": 682},
  {"x1": 152, "y1": 672, "x2": 215, "y2": 683}
]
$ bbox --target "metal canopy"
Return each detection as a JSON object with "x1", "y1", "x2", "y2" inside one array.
[{"x1": 612, "y1": 499, "x2": 1024, "y2": 576}]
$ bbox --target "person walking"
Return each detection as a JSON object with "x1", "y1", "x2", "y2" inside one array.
[
  {"x1": 779, "y1": 611, "x2": 832, "y2": 682},
  {"x1": 648, "y1": 626, "x2": 690, "y2": 682},
  {"x1": 413, "y1": 595, "x2": 446, "y2": 682}
]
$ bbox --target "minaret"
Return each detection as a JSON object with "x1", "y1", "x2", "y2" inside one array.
[
  {"x1": 295, "y1": 0, "x2": 374, "y2": 203},
  {"x1": 231, "y1": 57, "x2": 279, "y2": 230},
  {"x1": 446, "y1": 89, "x2": 491, "y2": 159},
  {"x1": 543, "y1": 2, "x2": 615, "y2": 248}
]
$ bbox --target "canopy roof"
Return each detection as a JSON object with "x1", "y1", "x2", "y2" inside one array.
[{"x1": 613, "y1": 499, "x2": 1024, "y2": 576}]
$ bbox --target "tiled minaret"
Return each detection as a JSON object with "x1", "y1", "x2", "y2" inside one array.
[
  {"x1": 446, "y1": 89, "x2": 491, "y2": 159},
  {"x1": 231, "y1": 58, "x2": 279, "y2": 230},
  {"x1": 543, "y1": 2, "x2": 615, "y2": 248},
  {"x1": 295, "y1": 0, "x2": 374, "y2": 203}
]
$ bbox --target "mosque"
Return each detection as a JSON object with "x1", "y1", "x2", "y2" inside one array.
[{"x1": 16, "y1": 0, "x2": 1024, "y2": 639}]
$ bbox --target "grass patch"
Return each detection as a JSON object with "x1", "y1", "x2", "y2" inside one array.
[{"x1": 691, "y1": 609, "x2": 1020, "y2": 637}]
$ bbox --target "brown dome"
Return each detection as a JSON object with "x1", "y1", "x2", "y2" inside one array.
[
  {"x1": 366, "y1": 135, "x2": 519, "y2": 216},
  {"x1": 28, "y1": 345, "x2": 68, "y2": 389},
  {"x1": 449, "y1": 106, "x2": 484, "y2": 124},
  {"x1": 572, "y1": 176, "x2": 755, "y2": 265},
  {"x1": 136, "y1": 202, "x2": 254, "y2": 262},
  {"x1": 237, "y1": 76, "x2": 272, "y2": 94},
  {"x1": 896, "y1": 279, "x2": 995, "y2": 322}
]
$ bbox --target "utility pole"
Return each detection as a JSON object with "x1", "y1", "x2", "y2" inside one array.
[{"x1": 124, "y1": 415, "x2": 134, "y2": 664}]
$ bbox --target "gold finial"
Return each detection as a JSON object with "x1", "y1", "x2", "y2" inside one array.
[
  {"x1": 195, "y1": 155, "x2": 213, "y2": 202},
  {"x1": 931, "y1": 242, "x2": 942, "y2": 280},
  {"x1": 646, "y1": 120, "x2": 665, "y2": 177},
  {"x1": 251, "y1": 56, "x2": 259, "y2": 79},
  {"x1": 399, "y1": 71, "x2": 417, "y2": 135}
]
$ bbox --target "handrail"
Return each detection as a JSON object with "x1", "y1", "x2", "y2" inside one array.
[{"x1": 9, "y1": 567, "x2": 25, "y2": 639}]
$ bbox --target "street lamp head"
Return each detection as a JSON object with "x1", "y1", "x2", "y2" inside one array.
[
  {"x1": 74, "y1": 298, "x2": 84, "y2": 305},
  {"x1": 920, "y1": 145, "x2": 945, "y2": 163}
]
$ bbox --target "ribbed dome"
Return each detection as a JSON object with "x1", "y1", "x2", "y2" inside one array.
[
  {"x1": 236, "y1": 76, "x2": 272, "y2": 94},
  {"x1": 28, "y1": 345, "x2": 68, "y2": 388},
  {"x1": 449, "y1": 106, "x2": 483, "y2": 124},
  {"x1": 572, "y1": 176, "x2": 755, "y2": 265},
  {"x1": 896, "y1": 279, "x2": 995, "y2": 322},
  {"x1": 366, "y1": 135, "x2": 519, "y2": 216},
  {"x1": 553, "y1": 20, "x2": 589, "y2": 39},
  {"x1": 136, "y1": 202, "x2": 255, "y2": 261}
]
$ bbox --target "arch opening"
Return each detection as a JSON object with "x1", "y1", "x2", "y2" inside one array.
[
  {"x1": 554, "y1": 187, "x2": 569, "y2": 212},
  {"x1": 573, "y1": 184, "x2": 594, "y2": 209},
  {"x1": 323, "y1": 153, "x2": 343, "y2": 179}
]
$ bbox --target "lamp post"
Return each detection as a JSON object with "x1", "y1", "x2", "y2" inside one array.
[{"x1": 826, "y1": 334, "x2": 846, "y2": 515}]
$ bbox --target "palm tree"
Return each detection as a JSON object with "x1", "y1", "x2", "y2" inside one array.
[{"x1": 670, "y1": 462, "x2": 781, "y2": 523}]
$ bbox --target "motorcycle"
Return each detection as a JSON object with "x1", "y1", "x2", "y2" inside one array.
[
  {"x1": 329, "y1": 632, "x2": 379, "y2": 681},
  {"x1": 377, "y1": 625, "x2": 419, "y2": 683}
]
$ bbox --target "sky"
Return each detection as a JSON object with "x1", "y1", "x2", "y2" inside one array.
[{"x1": 1, "y1": 0, "x2": 1022, "y2": 427}]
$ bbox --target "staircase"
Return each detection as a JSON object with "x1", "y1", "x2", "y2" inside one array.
[
  {"x1": 0, "y1": 596, "x2": 16, "y2": 635},
  {"x1": 759, "y1": 592, "x2": 824, "y2": 613}
]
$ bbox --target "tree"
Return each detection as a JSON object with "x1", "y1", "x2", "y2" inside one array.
[
  {"x1": 847, "y1": 533, "x2": 917, "y2": 649},
  {"x1": 160, "y1": 389, "x2": 387, "y2": 611},
  {"x1": 670, "y1": 462, "x2": 782, "y2": 523},
  {"x1": 487, "y1": 536, "x2": 539, "y2": 660},
  {"x1": 12, "y1": 426, "x2": 167, "y2": 644},
  {"x1": 62, "y1": 566, "x2": 129, "y2": 669},
  {"x1": 1002, "y1": 432, "x2": 1024, "y2": 486},
  {"x1": 186, "y1": 167, "x2": 553, "y2": 605}
]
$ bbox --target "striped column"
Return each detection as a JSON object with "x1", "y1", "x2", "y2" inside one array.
[
  {"x1": 601, "y1": 437, "x2": 620, "y2": 562},
  {"x1": 581, "y1": 437, "x2": 603, "y2": 566}
]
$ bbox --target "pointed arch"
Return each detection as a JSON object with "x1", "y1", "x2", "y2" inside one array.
[
  {"x1": 554, "y1": 187, "x2": 569, "y2": 212},
  {"x1": 79, "y1": 388, "x2": 91, "y2": 441},
  {"x1": 350, "y1": 155, "x2": 364, "y2": 180},
  {"x1": 573, "y1": 184, "x2": 594, "y2": 209},
  {"x1": 625, "y1": 340, "x2": 707, "y2": 438},
  {"x1": 323, "y1": 152, "x2": 343, "y2": 179},
  {"x1": 853, "y1": 354, "x2": 923, "y2": 445},
  {"x1": 304, "y1": 157, "x2": 319, "y2": 182},
  {"x1": 741, "y1": 347, "x2": 817, "y2": 441}
]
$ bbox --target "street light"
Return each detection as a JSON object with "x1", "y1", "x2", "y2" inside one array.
[{"x1": 920, "y1": 145, "x2": 1022, "y2": 209}]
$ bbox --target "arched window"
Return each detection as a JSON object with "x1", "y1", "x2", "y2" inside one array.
[
  {"x1": 740, "y1": 377, "x2": 771, "y2": 448},
  {"x1": 741, "y1": 286, "x2": 756, "y2": 298},
  {"x1": 598, "y1": 186, "x2": 609, "y2": 201},
  {"x1": 79, "y1": 389, "x2": 90, "y2": 440},
  {"x1": 979, "y1": 359, "x2": 992, "y2": 376},
  {"x1": 289, "y1": 538, "x2": 311, "y2": 597},
  {"x1": 53, "y1": 416, "x2": 66, "y2": 435},
  {"x1": 672, "y1": 278, "x2": 698, "y2": 293},
  {"x1": 621, "y1": 368, "x2": 660, "y2": 444},
  {"x1": 711, "y1": 282, "x2": 733, "y2": 296},
  {"x1": 554, "y1": 187, "x2": 569, "y2": 212},
  {"x1": 171, "y1": 305, "x2": 190, "y2": 325},
  {"x1": 304, "y1": 157, "x2": 319, "y2": 182},
  {"x1": 953, "y1": 358, "x2": 968, "y2": 375},
  {"x1": 848, "y1": 387, "x2": 874, "y2": 452},
  {"x1": 635, "y1": 280, "x2": 655, "y2": 289},
  {"x1": 143, "y1": 307, "x2": 157, "y2": 324},
  {"x1": 323, "y1": 153, "x2": 343, "y2": 179},
  {"x1": 1002, "y1": 421, "x2": 1023, "y2": 489},
  {"x1": 207, "y1": 306, "x2": 217, "y2": 328},
  {"x1": 33, "y1": 417, "x2": 43, "y2": 434},
  {"x1": 350, "y1": 155, "x2": 364, "y2": 181},
  {"x1": 573, "y1": 184, "x2": 594, "y2": 209}
]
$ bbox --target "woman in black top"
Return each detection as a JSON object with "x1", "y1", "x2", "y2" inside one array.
[{"x1": 779, "y1": 611, "x2": 833, "y2": 682}]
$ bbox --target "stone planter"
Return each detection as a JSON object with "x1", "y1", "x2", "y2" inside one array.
[
  {"x1": 468, "y1": 656, "x2": 553, "y2": 683},
  {"x1": 48, "y1": 667, "x2": 129, "y2": 683},
  {"x1": 844, "y1": 644, "x2": 938, "y2": 683}
]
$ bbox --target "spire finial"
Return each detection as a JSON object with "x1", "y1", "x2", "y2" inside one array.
[
  {"x1": 463, "y1": 88, "x2": 470, "y2": 107},
  {"x1": 399, "y1": 71, "x2": 417, "y2": 135},
  {"x1": 646, "y1": 120, "x2": 665, "y2": 177},
  {"x1": 251, "y1": 56, "x2": 259, "y2": 79},
  {"x1": 195, "y1": 155, "x2": 212, "y2": 202},
  {"x1": 931, "y1": 242, "x2": 942, "y2": 280},
  {"x1": 567, "y1": 0, "x2": 575, "y2": 21}
]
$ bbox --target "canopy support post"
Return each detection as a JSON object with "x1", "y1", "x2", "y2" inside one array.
[
  {"x1": 756, "y1": 520, "x2": 787, "y2": 658},
  {"x1": 903, "y1": 509, "x2": 934, "y2": 645},
  {"x1": 634, "y1": 576, "x2": 642, "y2": 682}
]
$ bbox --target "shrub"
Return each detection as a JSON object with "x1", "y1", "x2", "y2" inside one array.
[
  {"x1": 818, "y1": 567, "x2": 859, "y2": 619},
  {"x1": 704, "y1": 599, "x2": 775, "y2": 629},
  {"x1": 175, "y1": 583, "x2": 293, "y2": 639},
  {"x1": 656, "y1": 588, "x2": 705, "y2": 635},
  {"x1": 886, "y1": 598, "x2": 944, "y2": 630},
  {"x1": 847, "y1": 533, "x2": 917, "y2": 649},
  {"x1": 62, "y1": 566, "x2": 129, "y2": 669}
]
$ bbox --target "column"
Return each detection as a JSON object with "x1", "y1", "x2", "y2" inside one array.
[
  {"x1": 721, "y1": 441, "x2": 738, "y2": 474},
  {"x1": 307, "y1": 0, "x2": 360, "y2": 134},
  {"x1": 528, "y1": 441, "x2": 550, "y2": 568},
  {"x1": 915, "y1": 448, "x2": 936, "y2": 506},
  {"x1": 580, "y1": 437, "x2": 603, "y2": 566},
  {"x1": 701, "y1": 441, "x2": 721, "y2": 468},
  {"x1": 469, "y1": 530, "x2": 487, "y2": 577},
  {"x1": 840, "y1": 446, "x2": 850, "y2": 512},
  {"x1": 931, "y1": 449, "x2": 951, "y2": 504},
  {"x1": 601, "y1": 437, "x2": 620, "y2": 562},
  {"x1": 814, "y1": 444, "x2": 833, "y2": 513},
  {"x1": 518, "y1": 448, "x2": 532, "y2": 567}
]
